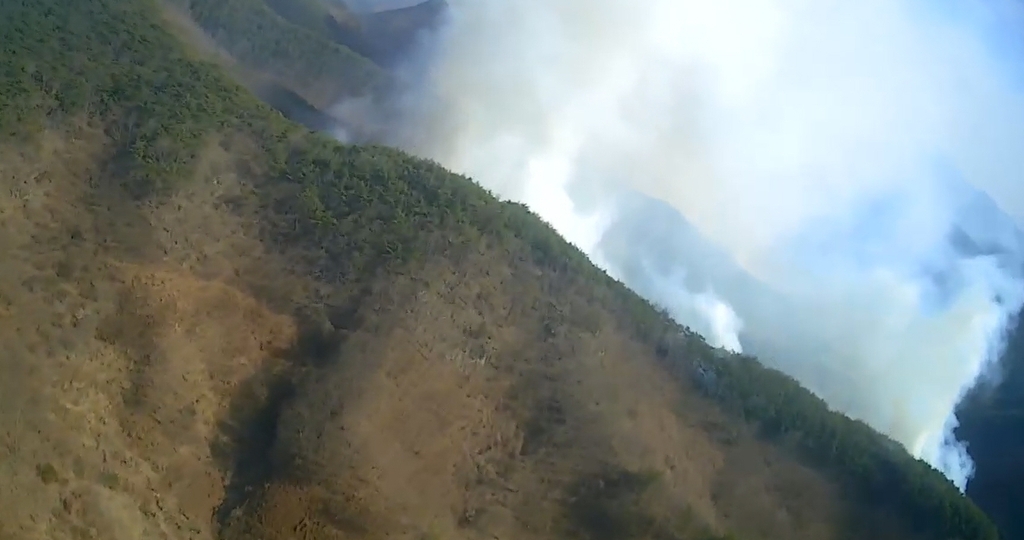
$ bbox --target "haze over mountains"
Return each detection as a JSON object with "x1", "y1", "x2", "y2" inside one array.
[{"x1": 360, "y1": 0, "x2": 1024, "y2": 492}]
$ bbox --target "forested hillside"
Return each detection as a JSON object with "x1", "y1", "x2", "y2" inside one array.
[{"x1": 0, "y1": 0, "x2": 1001, "y2": 539}]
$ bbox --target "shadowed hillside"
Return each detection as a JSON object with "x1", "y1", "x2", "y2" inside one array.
[
  {"x1": 0, "y1": 0, "x2": 1001, "y2": 539},
  {"x1": 958, "y1": 313, "x2": 1024, "y2": 540}
]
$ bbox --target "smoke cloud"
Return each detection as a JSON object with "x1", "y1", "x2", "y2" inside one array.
[{"x1": 346, "y1": 0, "x2": 1024, "y2": 489}]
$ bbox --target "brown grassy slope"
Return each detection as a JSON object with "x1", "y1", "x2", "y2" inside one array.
[
  {"x1": 0, "y1": 124, "x2": 929, "y2": 540},
  {"x1": 0, "y1": 126, "x2": 308, "y2": 540},
  {"x1": 232, "y1": 245, "x2": 922, "y2": 540}
]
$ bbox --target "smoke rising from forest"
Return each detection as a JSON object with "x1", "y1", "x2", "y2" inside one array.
[{"x1": 341, "y1": 0, "x2": 1024, "y2": 490}]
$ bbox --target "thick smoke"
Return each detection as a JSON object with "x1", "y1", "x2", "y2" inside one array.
[{"x1": 351, "y1": 0, "x2": 1024, "y2": 489}]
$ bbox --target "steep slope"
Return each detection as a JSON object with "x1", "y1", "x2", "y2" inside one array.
[
  {"x1": 0, "y1": 1, "x2": 999, "y2": 540},
  {"x1": 257, "y1": 0, "x2": 445, "y2": 67},
  {"x1": 958, "y1": 313, "x2": 1024, "y2": 540},
  {"x1": 157, "y1": 1, "x2": 347, "y2": 136},
  {"x1": 156, "y1": 0, "x2": 443, "y2": 136},
  {"x1": 165, "y1": 0, "x2": 383, "y2": 110}
]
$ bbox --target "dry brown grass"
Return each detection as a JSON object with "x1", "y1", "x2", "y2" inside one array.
[
  {"x1": 249, "y1": 253, "x2": 815, "y2": 540},
  {"x1": 0, "y1": 125, "x2": 926, "y2": 540},
  {"x1": 0, "y1": 126, "x2": 303, "y2": 539}
]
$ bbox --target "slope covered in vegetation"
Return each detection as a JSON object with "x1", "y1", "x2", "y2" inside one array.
[
  {"x1": 0, "y1": 0, "x2": 1000, "y2": 539},
  {"x1": 165, "y1": 0, "x2": 382, "y2": 109}
]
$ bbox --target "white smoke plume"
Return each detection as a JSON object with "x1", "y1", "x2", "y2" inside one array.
[{"x1": 352, "y1": 0, "x2": 1024, "y2": 490}]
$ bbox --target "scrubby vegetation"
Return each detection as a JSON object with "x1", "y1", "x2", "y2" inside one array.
[
  {"x1": 0, "y1": 0, "x2": 1001, "y2": 538},
  {"x1": 696, "y1": 354, "x2": 997, "y2": 539},
  {"x1": 563, "y1": 468, "x2": 739, "y2": 540}
]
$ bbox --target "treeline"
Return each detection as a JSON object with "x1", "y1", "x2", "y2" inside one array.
[
  {"x1": 0, "y1": 0, "x2": 999, "y2": 539},
  {"x1": 695, "y1": 353, "x2": 996, "y2": 540}
]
